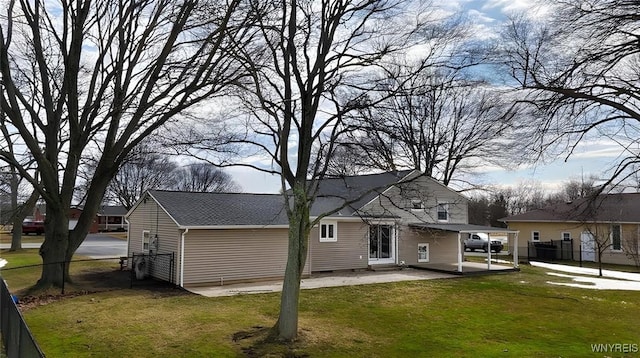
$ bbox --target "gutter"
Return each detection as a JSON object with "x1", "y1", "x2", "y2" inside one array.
[
  {"x1": 177, "y1": 224, "x2": 290, "y2": 230},
  {"x1": 180, "y1": 228, "x2": 188, "y2": 287}
]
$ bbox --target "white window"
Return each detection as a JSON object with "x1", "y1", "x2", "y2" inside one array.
[
  {"x1": 319, "y1": 221, "x2": 337, "y2": 242},
  {"x1": 437, "y1": 203, "x2": 449, "y2": 222},
  {"x1": 418, "y1": 243, "x2": 429, "y2": 263},
  {"x1": 532, "y1": 231, "x2": 540, "y2": 241},
  {"x1": 411, "y1": 199, "x2": 424, "y2": 211},
  {"x1": 142, "y1": 230, "x2": 150, "y2": 252},
  {"x1": 562, "y1": 232, "x2": 571, "y2": 241},
  {"x1": 611, "y1": 224, "x2": 622, "y2": 251}
]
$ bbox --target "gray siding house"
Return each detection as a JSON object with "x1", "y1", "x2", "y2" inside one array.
[{"x1": 126, "y1": 170, "x2": 504, "y2": 288}]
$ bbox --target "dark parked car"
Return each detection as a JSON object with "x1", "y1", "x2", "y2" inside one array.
[
  {"x1": 464, "y1": 234, "x2": 503, "y2": 253},
  {"x1": 22, "y1": 220, "x2": 45, "y2": 235}
]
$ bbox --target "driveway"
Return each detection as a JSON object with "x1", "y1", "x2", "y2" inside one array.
[
  {"x1": 0, "y1": 233, "x2": 127, "y2": 259},
  {"x1": 188, "y1": 269, "x2": 458, "y2": 297}
]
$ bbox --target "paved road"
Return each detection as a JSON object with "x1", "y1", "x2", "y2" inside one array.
[{"x1": 0, "y1": 233, "x2": 127, "y2": 259}]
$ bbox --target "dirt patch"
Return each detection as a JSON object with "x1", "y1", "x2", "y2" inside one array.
[
  {"x1": 233, "y1": 326, "x2": 313, "y2": 358},
  {"x1": 15, "y1": 268, "x2": 189, "y2": 311}
]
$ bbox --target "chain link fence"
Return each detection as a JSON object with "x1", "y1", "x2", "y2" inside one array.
[
  {"x1": 0, "y1": 253, "x2": 176, "y2": 357},
  {"x1": 1, "y1": 279, "x2": 46, "y2": 357}
]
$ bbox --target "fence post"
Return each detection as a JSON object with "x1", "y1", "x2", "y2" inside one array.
[
  {"x1": 579, "y1": 243, "x2": 583, "y2": 267},
  {"x1": 527, "y1": 241, "x2": 530, "y2": 263},
  {"x1": 570, "y1": 239, "x2": 574, "y2": 261}
]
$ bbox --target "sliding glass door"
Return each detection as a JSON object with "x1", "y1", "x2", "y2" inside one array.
[{"x1": 369, "y1": 224, "x2": 394, "y2": 264}]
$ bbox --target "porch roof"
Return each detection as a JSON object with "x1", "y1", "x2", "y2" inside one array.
[{"x1": 408, "y1": 223, "x2": 519, "y2": 234}]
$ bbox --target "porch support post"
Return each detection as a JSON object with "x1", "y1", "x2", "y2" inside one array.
[
  {"x1": 457, "y1": 232, "x2": 463, "y2": 273},
  {"x1": 487, "y1": 232, "x2": 492, "y2": 271},
  {"x1": 513, "y1": 232, "x2": 519, "y2": 268}
]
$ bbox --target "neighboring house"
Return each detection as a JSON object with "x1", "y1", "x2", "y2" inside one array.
[
  {"x1": 38, "y1": 205, "x2": 127, "y2": 233},
  {"x1": 126, "y1": 170, "x2": 518, "y2": 288},
  {"x1": 97, "y1": 205, "x2": 128, "y2": 232},
  {"x1": 69, "y1": 207, "x2": 98, "y2": 233},
  {"x1": 500, "y1": 193, "x2": 640, "y2": 265}
]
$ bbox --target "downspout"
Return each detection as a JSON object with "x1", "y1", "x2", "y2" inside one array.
[
  {"x1": 125, "y1": 217, "x2": 131, "y2": 262},
  {"x1": 395, "y1": 223, "x2": 399, "y2": 265},
  {"x1": 180, "y1": 228, "x2": 189, "y2": 287}
]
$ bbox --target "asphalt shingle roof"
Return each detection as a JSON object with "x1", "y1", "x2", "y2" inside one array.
[
  {"x1": 149, "y1": 191, "x2": 289, "y2": 227},
  {"x1": 500, "y1": 193, "x2": 640, "y2": 223},
  {"x1": 148, "y1": 170, "x2": 414, "y2": 227}
]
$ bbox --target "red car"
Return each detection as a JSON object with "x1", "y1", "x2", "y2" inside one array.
[{"x1": 22, "y1": 220, "x2": 45, "y2": 235}]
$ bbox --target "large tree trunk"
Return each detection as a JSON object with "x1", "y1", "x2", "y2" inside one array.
[
  {"x1": 36, "y1": 208, "x2": 71, "y2": 288},
  {"x1": 272, "y1": 185, "x2": 310, "y2": 341}
]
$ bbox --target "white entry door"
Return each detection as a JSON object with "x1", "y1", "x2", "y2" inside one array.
[{"x1": 580, "y1": 232, "x2": 596, "y2": 262}]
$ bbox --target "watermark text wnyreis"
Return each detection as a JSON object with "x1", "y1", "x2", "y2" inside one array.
[{"x1": 591, "y1": 343, "x2": 638, "y2": 353}]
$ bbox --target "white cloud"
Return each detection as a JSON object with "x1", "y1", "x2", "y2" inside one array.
[{"x1": 226, "y1": 166, "x2": 281, "y2": 193}]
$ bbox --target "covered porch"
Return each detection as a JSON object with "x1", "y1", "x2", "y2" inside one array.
[{"x1": 408, "y1": 223, "x2": 520, "y2": 274}]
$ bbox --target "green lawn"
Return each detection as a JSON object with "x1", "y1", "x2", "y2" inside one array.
[
  {"x1": 4, "y1": 252, "x2": 639, "y2": 357},
  {"x1": 1, "y1": 249, "x2": 120, "y2": 293}
]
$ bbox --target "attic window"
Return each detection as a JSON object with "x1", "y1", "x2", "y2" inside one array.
[
  {"x1": 411, "y1": 199, "x2": 424, "y2": 211},
  {"x1": 437, "y1": 203, "x2": 449, "y2": 222},
  {"x1": 320, "y1": 221, "x2": 337, "y2": 242}
]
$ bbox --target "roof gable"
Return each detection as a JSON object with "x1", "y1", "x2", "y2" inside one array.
[{"x1": 313, "y1": 170, "x2": 414, "y2": 215}]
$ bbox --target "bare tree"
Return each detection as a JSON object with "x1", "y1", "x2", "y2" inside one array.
[
  {"x1": 559, "y1": 175, "x2": 601, "y2": 202},
  {"x1": 0, "y1": 0, "x2": 251, "y2": 288},
  {"x1": 174, "y1": 162, "x2": 239, "y2": 193},
  {"x1": 622, "y1": 228, "x2": 640, "y2": 270},
  {"x1": 183, "y1": 0, "x2": 435, "y2": 341},
  {"x1": 583, "y1": 223, "x2": 617, "y2": 277},
  {"x1": 345, "y1": 68, "x2": 514, "y2": 186},
  {"x1": 107, "y1": 151, "x2": 179, "y2": 211},
  {"x1": 0, "y1": 115, "x2": 39, "y2": 251},
  {"x1": 501, "y1": 0, "x2": 640, "y2": 189}
]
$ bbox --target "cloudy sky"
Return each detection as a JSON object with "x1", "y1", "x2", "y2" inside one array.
[{"x1": 225, "y1": 0, "x2": 625, "y2": 194}]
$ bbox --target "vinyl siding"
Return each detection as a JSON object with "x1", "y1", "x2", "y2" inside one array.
[
  {"x1": 359, "y1": 176, "x2": 468, "y2": 224},
  {"x1": 127, "y1": 196, "x2": 181, "y2": 283},
  {"x1": 309, "y1": 221, "x2": 368, "y2": 271},
  {"x1": 398, "y1": 226, "x2": 459, "y2": 265},
  {"x1": 506, "y1": 221, "x2": 639, "y2": 266},
  {"x1": 182, "y1": 228, "x2": 310, "y2": 286}
]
